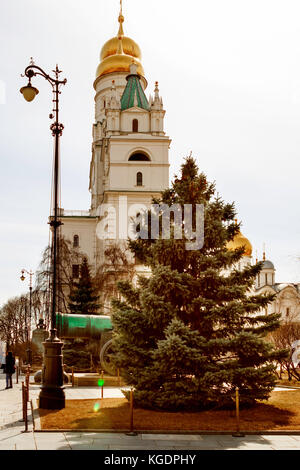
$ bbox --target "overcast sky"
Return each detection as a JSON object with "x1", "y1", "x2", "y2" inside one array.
[{"x1": 1, "y1": 0, "x2": 300, "y2": 305}]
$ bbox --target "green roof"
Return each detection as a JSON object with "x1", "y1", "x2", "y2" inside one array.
[{"x1": 121, "y1": 74, "x2": 149, "y2": 111}]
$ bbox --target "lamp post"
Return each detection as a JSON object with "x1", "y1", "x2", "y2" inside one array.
[
  {"x1": 20, "y1": 269, "x2": 34, "y2": 365},
  {"x1": 20, "y1": 59, "x2": 67, "y2": 409}
]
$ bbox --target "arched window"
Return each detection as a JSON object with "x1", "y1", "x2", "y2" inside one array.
[
  {"x1": 136, "y1": 172, "x2": 143, "y2": 186},
  {"x1": 132, "y1": 119, "x2": 138, "y2": 132},
  {"x1": 129, "y1": 152, "x2": 150, "y2": 161},
  {"x1": 73, "y1": 235, "x2": 79, "y2": 247}
]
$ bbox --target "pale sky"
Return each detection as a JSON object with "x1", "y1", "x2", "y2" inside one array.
[{"x1": 1, "y1": 0, "x2": 300, "y2": 305}]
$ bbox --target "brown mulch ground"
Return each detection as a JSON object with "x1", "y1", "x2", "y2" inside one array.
[{"x1": 39, "y1": 390, "x2": 300, "y2": 432}]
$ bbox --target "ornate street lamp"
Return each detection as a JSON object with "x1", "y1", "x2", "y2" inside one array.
[
  {"x1": 20, "y1": 269, "x2": 34, "y2": 365},
  {"x1": 20, "y1": 59, "x2": 67, "y2": 409}
]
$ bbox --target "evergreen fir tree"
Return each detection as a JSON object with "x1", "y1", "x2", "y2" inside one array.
[
  {"x1": 68, "y1": 258, "x2": 100, "y2": 315},
  {"x1": 111, "y1": 156, "x2": 287, "y2": 411}
]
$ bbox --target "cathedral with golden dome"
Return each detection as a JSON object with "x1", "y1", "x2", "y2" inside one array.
[
  {"x1": 225, "y1": 222, "x2": 300, "y2": 321},
  {"x1": 59, "y1": 3, "x2": 300, "y2": 320}
]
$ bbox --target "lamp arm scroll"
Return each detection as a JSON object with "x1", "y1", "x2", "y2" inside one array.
[{"x1": 23, "y1": 64, "x2": 67, "y2": 87}]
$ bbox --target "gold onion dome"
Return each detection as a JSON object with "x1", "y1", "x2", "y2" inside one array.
[
  {"x1": 95, "y1": 13, "x2": 145, "y2": 81},
  {"x1": 226, "y1": 222, "x2": 252, "y2": 257}
]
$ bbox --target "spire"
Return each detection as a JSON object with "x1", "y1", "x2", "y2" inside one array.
[
  {"x1": 263, "y1": 243, "x2": 266, "y2": 261},
  {"x1": 151, "y1": 81, "x2": 163, "y2": 110},
  {"x1": 154, "y1": 81, "x2": 159, "y2": 100},
  {"x1": 117, "y1": 2, "x2": 125, "y2": 54},
  {"x1": 118, "y1": 0, "x2": 124, "y2": 37}
]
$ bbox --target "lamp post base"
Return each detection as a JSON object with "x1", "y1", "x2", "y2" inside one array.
[
  {"x1": 38, "y1": 330, "x2": 65, "y2": 410},
  {"x1": 39, "y1": 387, "x2": 65, "y2": 410}
]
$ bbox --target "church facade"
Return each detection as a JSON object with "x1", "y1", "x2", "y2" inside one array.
[{"x1": 59, "y1": 7, "x2": 300, "y2": 322}]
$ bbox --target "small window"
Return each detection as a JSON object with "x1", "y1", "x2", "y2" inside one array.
[
  {"x1": 73, "y1": 235, "x2": 79, "y2": 248},
  {"x1": 286, "y1": 307, "x2": 290, "y2": 317},
  {"x1": 265, "y1": 273, "x2": 268, "y2": 285},
  {"x1": 72, "y1": 264, "x2": 79, "y2": 279},
  {"x1": 132, "y1": 119, "x2": 138, "y2": 132},
  {"x1": 136, "y1": 172, "x2": 143, "y2": 186}
]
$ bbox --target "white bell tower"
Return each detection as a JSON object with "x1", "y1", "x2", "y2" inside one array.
[
  {"x1": 89, "y1": 9, "x2": 171, "y2": 266},
  {"x1": 59, "y1": 5, "x2": 171, "y2": 285}
]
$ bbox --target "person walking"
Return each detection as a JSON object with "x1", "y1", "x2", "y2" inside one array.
[{"x1": 5, "y1": 351, "x2": 15, "y2": 389}]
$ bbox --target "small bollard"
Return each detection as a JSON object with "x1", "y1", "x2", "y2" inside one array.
[
  {"x1": 22, "y1": 382, "x2": 25, "y2": 421},
  {"x1": 16, "y1": 365, "x2": 19, "y2": 384},
  {"x1": 126, "y1": 388, "x2": 137, "y2": 436},
  {"x1": 232, "y1": 387, "x2": 245, "y2": 437},
  {"x1": 71, "y1": 367, "x2": 74, "y2": 387},
  {"x1": 25, "y1": 367, "x2": 30, "y2": 402},
  {"x1": 99, "y1": 371, "x2": 104, "y2": 400},
  {"x1": 21, "y1": 382, "x2": 28, "y2": 432},
  {"x1": 30, "y1": 399, "x2": 35, "y2": 431}
]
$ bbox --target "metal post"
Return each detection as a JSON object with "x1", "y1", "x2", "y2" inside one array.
[
  {"x1": 126, "y1": 388, "x2": 137, "y2": 436},
  {"x1": 20, "y1": 269, "x2": 34, "y2": 364},
  {"x1": 232, "y1": 387, "x2": 245, "y2": 437},
  {"x1": 27, "y1": 280, "x2": 32, "y2": 364},
  {"x1": 22, "y1": 382, "x2": 25, "y2": 422},
  {"x1": 26, "y1": 366, "x2": 30, "y2": 402},
  {"x1": 22, "y1": 382, "x2": 28, "y2": 432},
  {"x1": 30, "y1": 400, "x2": 35, "y2": 431},
  {"x1": 20, "y1": 63, "x2": 67, "y2": 410},
  {"x1": 101, "y1": 370, "x2": 104, "y2": 399}
]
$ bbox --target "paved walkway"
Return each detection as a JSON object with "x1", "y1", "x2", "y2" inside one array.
[{"x1": 0, "y1": 372, "x2": 300, "y2": 451}]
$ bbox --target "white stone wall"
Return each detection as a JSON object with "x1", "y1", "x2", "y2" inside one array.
[{"x1": 59, "y1": 216, "x2": 98, "y2": 273}]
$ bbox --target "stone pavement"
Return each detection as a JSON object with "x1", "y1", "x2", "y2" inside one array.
[{"x1": 0, "y1": 372, "x2": 300, "y2": 451}]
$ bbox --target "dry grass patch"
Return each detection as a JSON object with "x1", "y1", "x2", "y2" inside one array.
[{"x1": 39, "y1": 390, "x2": 300, "y2": 432}]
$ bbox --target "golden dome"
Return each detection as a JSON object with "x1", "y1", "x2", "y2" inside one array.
[
  {"x1": 227, "y1": 226, "x2": 252, "y2": 257},
  {"x1": 95, "y1": 12, "x2": 145, "y2": 82},
  {"x1": 101, "y1": 36, "x2": 141, "y2": 62},
  {"x1": 96, "y1": 53, "x2": 145, "y2": 81}
]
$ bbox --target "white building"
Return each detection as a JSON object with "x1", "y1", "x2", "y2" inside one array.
[{"x1": 60, "y1": 9, "x2": 170, "y2": 284}]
